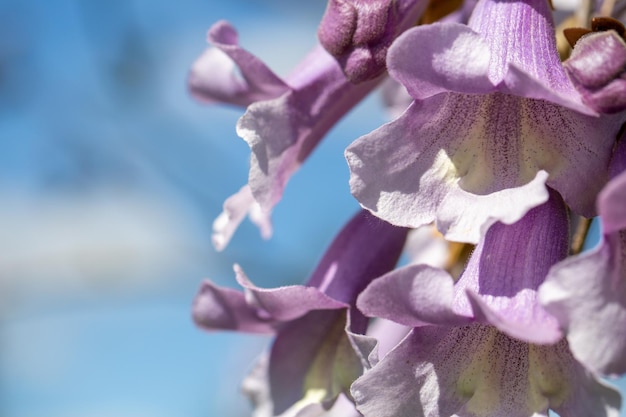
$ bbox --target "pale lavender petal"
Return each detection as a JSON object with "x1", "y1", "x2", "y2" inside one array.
[
  {"x1": 239, "y1": 46, "x2": 380, "y2": 212},
  {"x1": 234, "y1": 264, "x2": 347, "y2": 322},
  {"x1": 351, "y1": 325, "x2": 620, "y2": 417},
  {"x1": 386, "y1": 0, "x2": 592, "y2": 113},
  {"x1": 357, "y1": 264, "x2": 471, "y2": 327},
  {"x1": 317, "y1": 0, "x2": 428, "y2": 82},
  {"x1": 540, "y1": 172, "x2": 626, "y2": 375},
  {"x1": 387, "y1": 23, "x2": 494, "y2": 99},
  {"x1": 192, "y1": 280, "x2": 274, "y2": 333},
  {"x1": 346, "y1": 90, "x2": 613, "y2": 241},
  {"x1": 211, "y1": 185, "x2": 272, "y2": 252},
  {"x1": 540, "y1": 238, "x2": 626, "y2": 376},
  {"x1": 188, "y1": 20, "x2": 289, "y2": 107},
  {"x1": 564, "y1": 31, "x2": 626, "y2": 114},
  {"x1": 379, "y1": 77, "x2": 413, "y2": 119}
]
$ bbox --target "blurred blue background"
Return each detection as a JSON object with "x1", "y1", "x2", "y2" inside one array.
[
  {"x1": 0, "y1": 1, "x2": 387, "y2": 416},
  {"x1": 0, "y1": 1, "x2": 624, "y2": 417}
]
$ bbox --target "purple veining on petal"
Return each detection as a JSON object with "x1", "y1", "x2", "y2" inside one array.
[
  {"x1": 317, "y1": 0, "x2": 429, "y2": 83},
  {"x1": 188, "y1": 20, "x2": 289, "y2": 107},
  {"x1": 346, "y1": 88, "x2": 616, "y2": 242},
  {"x1": 351, "y1": 325, "x2": 621, "y2": 417},
  {"x1": 564, "y1": 31, "x2": 626, "y2": 114},
  {"x1": 451, "y1": 188, "x2": 567, "y2": 344}
]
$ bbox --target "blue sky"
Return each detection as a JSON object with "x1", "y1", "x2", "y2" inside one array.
[{"x1": 1, "y1": 1, "x2": 625, "y2": 416}]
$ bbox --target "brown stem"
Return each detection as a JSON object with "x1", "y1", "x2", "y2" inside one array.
[{"x1": 571, "y1": 217, "x2": 592, "y2": 255}]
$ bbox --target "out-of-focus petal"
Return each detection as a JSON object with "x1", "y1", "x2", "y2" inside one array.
[
  {"x1": 239, "y1": 46, "x2": 381, "y2": 212},
  {"x1": 188, "y1": 20, "x2": 289, "y2": 107},
  {"x1": 212, "y1": 185, "x2": 272, "y2": 252}
]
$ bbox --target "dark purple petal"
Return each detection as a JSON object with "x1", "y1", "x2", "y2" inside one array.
[
  {"x1": 269, "y1": 309, "x2": 362, "y2": 414},
  {"x1": 565, "y1": 31, "x2": 626, "y2": 114},
  {"x1": 317, "y1": 0, "x2": 428, "y2": 83},
  {"x1": 192, "y1": 280, "x2": 275, "y2": 333},
  {"x1": 351, "y1": 325, "x2": 621, "y2": 417},
  {"x1": 188, "y1": 20, "x2": 289, "y2": 107}
]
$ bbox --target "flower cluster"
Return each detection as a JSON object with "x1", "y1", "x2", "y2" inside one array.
[{"x1": 188, "y1": 0, "x2": 626, "y2": 416}]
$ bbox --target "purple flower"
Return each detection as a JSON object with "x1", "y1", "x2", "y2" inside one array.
[
  {"x1": 564, "y1": 30, "x2": 626, "y2": 114},
  {"x1": 189, "y1": 21, "x2": 382, "y2": 249},
  {"x1": 539, "y1": 140, "x2": 626, "y2": 376},
  {"x1": 351, "y1": 189, "x2": 622, "y2": 416},
  {"x1": 317, "y1": 0, "x2": 429, "y2": 83},
  {"x1": 193, "y1": 210, "x2": 408, "y2": 415},
  {"x1": 345, "y1": 0, "x2": 624, "y2": 243}
]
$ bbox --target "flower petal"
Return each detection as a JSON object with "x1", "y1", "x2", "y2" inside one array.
[
  {"x1": 540, "y1": 233, "x2": 626, "y2": 375},
  {"x1": 239, "y1": 46, "x2": 381, "y2": 211},
  {"x1": 357, "y1": 264, "x2": 470, "y2": 327},
  {"x1": 188, "y1": 20, "x2": 289, "y2": 107},
  {"x1": 234, "y1": 264, "x2": 347, "y2": 322},
  {"x1": 192, "y1": 279, "x2": 275, "y2": 333},
  {"x1": 212, "y1": 185, "x2": 272, "y2": 251}
]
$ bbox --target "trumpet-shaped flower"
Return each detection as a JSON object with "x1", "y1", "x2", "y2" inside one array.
[
  {"x1": 193, "y1": 210, "x2": 408, "y2": 416},
  {"x1": 345, "y1": 0, "x2": 624, "y2": 243},
  {"x1": 189, "y1": 21, "x2": 381, "y2": 249},
  {"x1": 351, "y1": 189, "x2": 621, "y2": 416}
]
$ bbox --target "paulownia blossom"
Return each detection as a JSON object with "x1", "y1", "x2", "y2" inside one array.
[
  {"x1": 345, "y1": 0, "x2": 624, "y2": 244},
  {"x1": 351, "y1": 189, "x2": 621, "y2": 417},
  {"x1": 189, "y1": 20, "x2": 380, "y2": 250},
  {"x1": 192, "y1": 210, "x2": 408, "y2": 416}
]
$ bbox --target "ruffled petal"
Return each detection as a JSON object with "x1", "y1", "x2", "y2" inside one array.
[
  {"x1": 351, "y1": 325, "x2": 620, "y2": 417},
  {"x1": 346, "y1": 89, "x2": 613, "y2": 241},
  {"x1": 357, "y1": 264, "x2": 471, "y2": 327},
  {"x1": 234, "y1": 264, "x2": 347, "y2": 322},
  {"x1": 188, "y1": 20, "x2": 289, "y2": 107},
  {"x1": 317, "y1": 0, "x2": 429, "y2": 82},
  {"x1": 240, "y1": 49, "x2": 381, "y2": 212},
  {"x1": 211, "y1": 185, "x2": 272, "y2": 252},
  {"x1": 540, "y1": 236, "x2": 626, "y2": 376}
]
